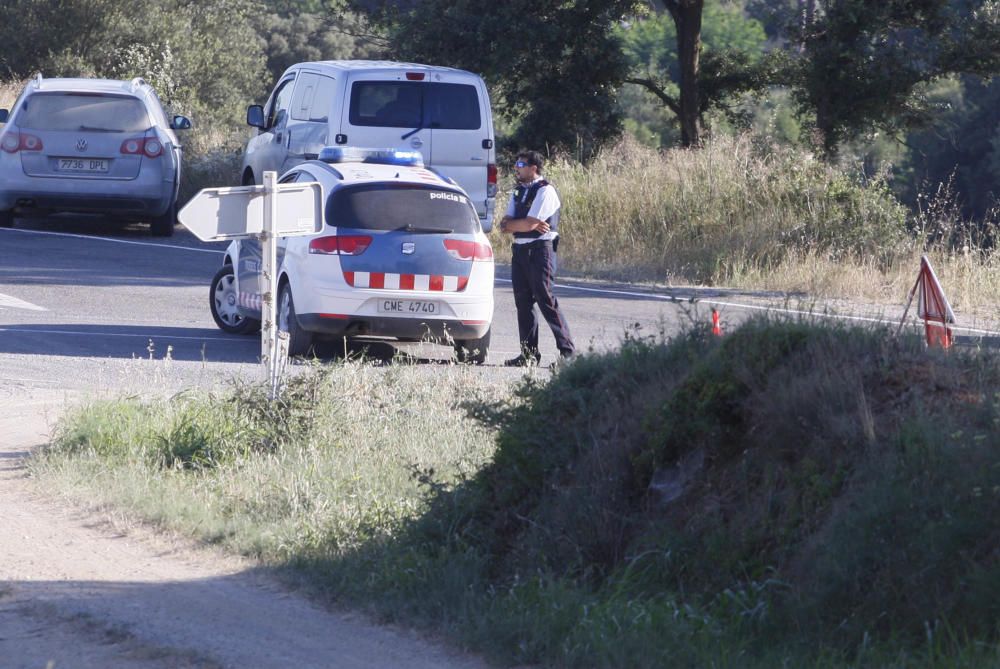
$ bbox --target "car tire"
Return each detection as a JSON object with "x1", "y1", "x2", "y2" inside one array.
[
  {"x1": 454, "y1": 328, "x2": 490, "y2": 365},
  {"x1": 151, "y1": 203, "x2": 176, "y2": 237},
  {"x1": 278, "y1": 281, "x2": 313, "y2": 357},
  {"x1": 0, "y1": 210, "x2": 13, "y2": 228},
  {"x1": 209, "y1": 265, "x2": 260, "y2": 335}
]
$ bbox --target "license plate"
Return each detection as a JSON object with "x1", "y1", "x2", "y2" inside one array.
[
  {"x1": 377, "y1": 299, "x2": 439, "y2": 315},
  {"x1": 58, "y1": 158, "x2": 109, "y2": 172}
]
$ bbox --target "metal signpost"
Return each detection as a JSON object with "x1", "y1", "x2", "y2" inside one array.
[{"x1": 179, "y1": 171, "x2": 323, "y2": 399}]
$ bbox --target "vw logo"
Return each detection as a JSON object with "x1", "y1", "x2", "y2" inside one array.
[
  {"x1": 401, "y1": 242, "x2": 415, "y2": 255},
  {"x1": 76, "y1": 139, "x2": 88, "y2": 152}
]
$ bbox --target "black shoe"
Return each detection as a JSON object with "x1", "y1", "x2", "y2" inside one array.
[{"x1": 504, "y1": 354, "x2": 540, "y2": 367}]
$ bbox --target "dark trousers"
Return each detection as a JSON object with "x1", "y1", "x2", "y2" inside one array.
[{"x1": 511, "y1": 240, "x2": 575, "y2": 358}]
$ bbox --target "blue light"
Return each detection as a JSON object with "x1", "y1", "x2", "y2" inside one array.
[{"x1": 318, "y1": 147, "x2": 424, "y2": 167}]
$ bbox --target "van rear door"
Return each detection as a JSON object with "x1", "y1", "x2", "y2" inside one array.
[
  {"x1": 422, "y1": 74, "x2": 492, "y2": 222},
  {"x1": 340, "y1": 72, "x2": 432, "y2": 166}
]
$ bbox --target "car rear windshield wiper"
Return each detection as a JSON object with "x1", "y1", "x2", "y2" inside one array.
[
  {"x1": 78, "y1": 125, "x2": 118, "y2": 132},
  {"x1": 400, "y1": 223, "x2": 454, "y2": 234}
]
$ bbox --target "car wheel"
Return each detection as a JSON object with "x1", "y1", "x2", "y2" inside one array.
[
  {"x1": 151, "y1": 203, "x2": 176, "y2": 237},
  {"x1": 454, "y1": 328, "x2": 490, "y2": 365},
  {"x1": 0, "y1": 210, "x2": 13, "y2": 228},
  {"x1": 209, "y1": 265, "x2": 260, "y2": 334},
  {"x1": 278, "y1": 282, "x2": 313, "y2": 357}
]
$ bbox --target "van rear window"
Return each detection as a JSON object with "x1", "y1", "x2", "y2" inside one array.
[
  {"x1": 18, "y1": 94, "x2": 151, "y2": 132},
  {"x1": 327, "y1": 184, "x2": 479, "y2": 233},
  {"x1": 349, "y1": 82, "x2": 481, "y2": 130}
]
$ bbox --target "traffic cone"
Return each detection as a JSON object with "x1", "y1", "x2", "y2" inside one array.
[{"x1": 711, "y1": 308, "x2": 722, "y2": 336}]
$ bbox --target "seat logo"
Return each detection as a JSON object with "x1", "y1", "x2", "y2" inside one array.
[
  {"x1": 401, "y1": 242, "x2": 415, "y2": 255},
  {"x1": 76, "y1": 139, "x2": 88, "y2": 152}
]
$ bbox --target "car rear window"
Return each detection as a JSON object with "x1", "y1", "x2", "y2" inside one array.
[
  {"x1": 17, "y1": 93, "x2": 151, "y2": 132},
  {"x1": 348, "y1": 82, "x2": 481, "y2": 130},
  {"x1": 327, "y1": 184, "x2": 479, "y2": 233}
]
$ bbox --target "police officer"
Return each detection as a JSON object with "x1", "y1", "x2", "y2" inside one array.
[{"x1": 499, "y1": 150, "x2": 576, "y2": 366}]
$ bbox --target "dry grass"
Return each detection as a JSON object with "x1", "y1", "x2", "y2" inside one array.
[
  {"x1": 489, "y1": 135, "x2": 999, "y2": 315},
  {"x1": 0, "y1": 78, "x2": 24, "y2": 109}
]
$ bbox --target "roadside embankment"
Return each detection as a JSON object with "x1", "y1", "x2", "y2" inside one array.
[{"x1": 31, "y1": 318, "x2": 1000, "y2": 668}]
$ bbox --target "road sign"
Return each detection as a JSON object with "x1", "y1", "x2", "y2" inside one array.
[{"x1": 178, "y1": 181, "x2": 323, "y2": 242}]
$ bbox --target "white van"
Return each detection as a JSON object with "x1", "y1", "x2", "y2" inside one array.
[{"x1": 242, "y1": 60, "x2": 497, "y2": 223}]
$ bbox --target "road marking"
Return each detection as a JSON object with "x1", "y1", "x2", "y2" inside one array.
[
  {"x1": 0, "y1": 293, "x2": 47, "y2": 312},
  {"x1": 6, "y1": 228, "x2": 996, "y2": 338},
  {"x1": 0, "y1": 227, "x2": 226, "y2": 254},
  {"x1": 0, "y1": 326, "x2": 253, "y2": 343},
  {"x1": 496, "y1": 278, "x2": 1000, "y2": 337}
]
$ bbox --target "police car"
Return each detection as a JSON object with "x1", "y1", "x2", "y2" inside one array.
[{"x1": 209, "y1": 147, "x2": 494, "y2": 362}]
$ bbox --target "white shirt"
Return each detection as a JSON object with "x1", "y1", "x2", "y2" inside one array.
[{"x1": 506, "y1": 177, "x2": 560, "y2": 244}]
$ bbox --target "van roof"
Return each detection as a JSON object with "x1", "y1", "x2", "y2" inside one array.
[{"x1": 285, "y1": 60, "x2": 480, "y2": 78}]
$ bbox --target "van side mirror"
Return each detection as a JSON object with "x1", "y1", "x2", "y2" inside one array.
[
  {"x1": 247, "y1": 105, "x2": 265, "y2": 129},
  {"x1": 170, "y1": 115, "x2": 192, "y2": 130},
  {"x1": 0, "y1": 109, "x2": 8, "y2": 124}
]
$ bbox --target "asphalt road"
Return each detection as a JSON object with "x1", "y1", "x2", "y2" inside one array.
[
  {"x1": 0, "y1": 216, "x2": 763, "y2": 391},
  {"x1": 3, "y1": 216, "x2": 995, "y2": 402}
]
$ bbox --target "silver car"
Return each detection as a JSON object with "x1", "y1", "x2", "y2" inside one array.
[{"x1": 0, "y1": 75, "x2": 191, "y2": 236}]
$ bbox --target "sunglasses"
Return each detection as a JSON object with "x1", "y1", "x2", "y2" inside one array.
[{"x1": 514, "y1": 160, "x2": 529, "y2": 168}]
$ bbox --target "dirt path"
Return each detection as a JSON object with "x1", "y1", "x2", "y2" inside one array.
[{"x1": 0, "y1": 387, "x2": 487, "y2": 669}]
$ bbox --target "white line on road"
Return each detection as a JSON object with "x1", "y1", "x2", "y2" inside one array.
[
  {"x1": 0, "y1": 326, "x2": 252, "y2": 343},
  {"x1": 0, "y1": 227, "x2": 226, "y2": 254},
  {"x1": 0, "y1": 293, "x2": 47, "y2": 312},
  {"x1": 6, "y1": 228, "x2": 995, "y2": 338},
  {"x1": 495, "y1": 278, "x2": 1000, "y2": 337}
]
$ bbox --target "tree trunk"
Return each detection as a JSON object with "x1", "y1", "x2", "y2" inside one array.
[{"x1": 664, "y1": 0, "x2": 704, "y2": 147}]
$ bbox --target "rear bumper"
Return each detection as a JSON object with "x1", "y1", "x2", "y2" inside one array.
[
  {"x1": 297, "y1": 313, "x2": 490, "y2": 340},
  {"x1": 1, "y1": 192, "x2": 173, "y2": 217},
  {"x1": 0, "y1": 160, "x2": 175, "y2": 217}
]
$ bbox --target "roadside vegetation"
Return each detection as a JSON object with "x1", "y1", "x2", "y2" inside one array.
[{"x1": 32, "y1": 318, "x2": 1000, "y2": 667}]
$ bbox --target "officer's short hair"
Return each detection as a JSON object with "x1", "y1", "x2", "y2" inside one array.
[{"x1": 517, "y1": 150, "x2": 545, "y2": 174}]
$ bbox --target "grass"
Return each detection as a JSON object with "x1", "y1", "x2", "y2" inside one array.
[
  {"x1": 488, "y1": 135, "x2": 1000, "y2": 317},
  {"x1": 31, "y1": 320, "x2": 1000, "y2": 668},
  {"x1": 32, "y1": 361, "x2": 511, "y2": 560}
]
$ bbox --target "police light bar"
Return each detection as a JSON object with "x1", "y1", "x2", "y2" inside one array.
[{"x1": 318, "y1": 147, "x2": 424, "y2": 167}]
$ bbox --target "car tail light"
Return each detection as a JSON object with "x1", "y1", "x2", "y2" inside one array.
[
  {"x1": 487, "y1": 163, "x2": 497, "y2": 198},
  {"x1": 444, "y1": 239, "x2": 493, "y2": 261},
  {"x1": 405, "y1": 72, "x2": 425, "y2": 81},
  {"x1": 143, "y1": 139, "x2": 162, "y2": 158},
  {"x1": 121, "y1": 137, "x2": 162, "y2": 158},
  {"x1": 1, "y1": 132, "x2": 43, "y2": 153},
  {"x1": 309, "y1": 235, "x2": 372, "y2": 255}
]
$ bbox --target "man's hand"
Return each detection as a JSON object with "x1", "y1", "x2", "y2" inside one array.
[
  {"x1": 499, "y1": 215, "x2": 512, "y2": 233},
  {"x1": 534, "y1": 220, "x2": 551, "y2": 234}
]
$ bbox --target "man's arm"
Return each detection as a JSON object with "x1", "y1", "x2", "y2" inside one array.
[{"x1": 500, "y1": 215, "x2": 550, "y2": 234}]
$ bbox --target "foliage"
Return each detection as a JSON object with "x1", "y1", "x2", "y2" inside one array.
[
  {"x1": 255, "y1": 10, "x2": 378, "y2": 83},
  {"x1": 898, "y1": 74, "x2": 1000, "y2": 221},
  {"x1": 793, "y1": 0, "x2": 1000, "y2": 156},
  {"x1": 357, "y1": 0, "x2": 637, "y2": 159},
  {"x1": 619, "y1": 2, "x2": 783, "y2": 142},
  {"x1": 0, "y1": 0, "x2": 268, "y2": 129}
]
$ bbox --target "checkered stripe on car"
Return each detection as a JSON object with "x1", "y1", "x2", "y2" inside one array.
[{"x1": 343, "y1": 272, "x2": 469, "y2": 292}]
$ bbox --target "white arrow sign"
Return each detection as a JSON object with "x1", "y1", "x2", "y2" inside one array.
[{"x1": 178, "y1": 180, "x2": 323, "y2": 242}]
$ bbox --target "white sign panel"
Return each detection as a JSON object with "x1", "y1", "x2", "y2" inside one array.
[{"x1": 179, "y1": 182, "x2": 323, "y2": 242}]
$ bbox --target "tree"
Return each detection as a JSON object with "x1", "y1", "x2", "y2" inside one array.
[
  {"x1": 793, "y1": 0, "x2": 1000, "y2": 156},
  {"x1": 355, "y1": 0, "x2": 636, "y2": 158},
  {"x1": 619, "y1": 2, "x2": 774, "y2": 145}
]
